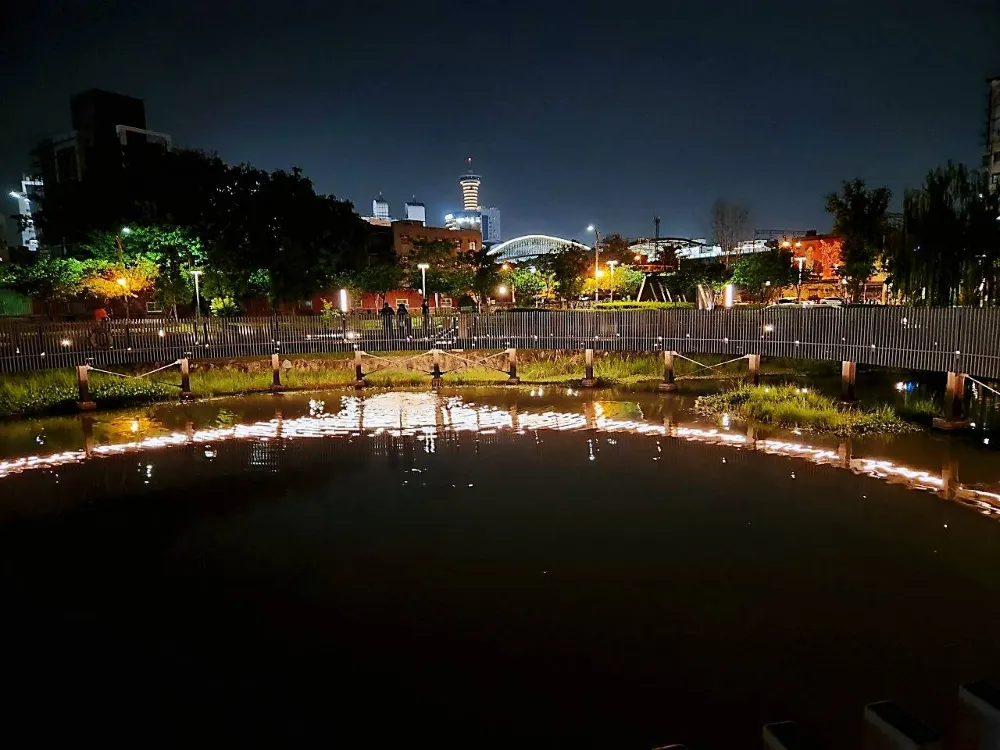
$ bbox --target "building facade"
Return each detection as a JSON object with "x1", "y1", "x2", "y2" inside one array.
[
  {"x1": 444, "y1": 159, "x2": 501, "y2": 246},
  {"x1": 392, "y1": 220, "x2": 481, "y2": 263},
  {"x1": 986, "y1": 76, "x2": 1000, "y2": 190}
]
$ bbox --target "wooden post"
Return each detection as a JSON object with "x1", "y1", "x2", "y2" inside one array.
[
  {"x1": 659, "y1": 350, "x2": 678, "y2": 392},
  {"x1": 863, "y1": 701, "x2": 941, "y2": 750},
  {"x1": 941, "y1": 460, "x2": 960, "y2": 501},
  {"x1": 506, "y1": 348, "x2": 520, "y2": 384},
  {"x1": 75, "y1": 365, "x2": 96, "y2": 410},
  {"x1": 839, "y1": 441, "x2": 852, "y2": 469},
  {"x1": 179, "y1": 357, "x2": 192, "y2": 398},
  {"x1": 271, "y1": 353, "x2": 282, "y2": 389},
  {"x1": 841, "y1": 360, "x2": 857, "y2": 402},
  {"x1": 934, "y1": 371, "x2": 972, "y2": 430},
  {"x1": 81, "y1": 415, "x2": 95, "y2": 457},
  {"x1": 431, "y1": 349, "x2": 444, "y2": 388},
  {"x1": 747, "y1": 353, "x2": 761, "y2": 385},
  {"x1": 582, "y1": 348, "x2": 596, "y2": 387},
  {"x1": 354, "y1": 350, "x2": 365, "y2": 388}
]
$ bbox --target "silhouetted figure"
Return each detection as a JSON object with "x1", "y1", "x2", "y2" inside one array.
[
  {"x1": 421, "y1": 299, "x2": 430, "y2": 332},
  {"x1": 396, "y1": 302, "x2": 412, "y2": 335},
  {"x1": 380, "y1": 302, "x2": 394, "y2": 334}
]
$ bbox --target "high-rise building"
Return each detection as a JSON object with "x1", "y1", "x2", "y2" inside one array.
[
  {"x1": 405, "y1": 197, "x2": 426, "y2": 225},
  {"x1": 445, "y1": 158, "x2": 501, "y2": 246},
  {"x1": 986, "y1": 76, "x2": 1000, "y2": 190},
  {"x1": 373, "y1": 193, "x2": 390, "y2": 221},
  {"x1": 7, "y1": 177, "x2": 43, "y2": 251},
  {"x1": 32, "y1": 89, "x2": 170, "y2": 188},
  {"x1": 480, "y1": 206, "x2": 501, "y2": 245},
  {"x1": 459, "y1": 158, "x2": 480, "y2": 211}
]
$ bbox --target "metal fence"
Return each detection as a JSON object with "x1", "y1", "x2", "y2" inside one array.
[{"x1": 1, "y1": 307, "x2": 998, "y2": 379}]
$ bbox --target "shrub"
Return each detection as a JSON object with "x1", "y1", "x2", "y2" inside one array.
[{"x1": 696, "y1": 383, "x2": 917, "y2": 435}]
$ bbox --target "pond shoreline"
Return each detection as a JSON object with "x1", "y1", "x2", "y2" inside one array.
[{"x1": 1, "y1": 351, "x2": 842, "y2": 421}]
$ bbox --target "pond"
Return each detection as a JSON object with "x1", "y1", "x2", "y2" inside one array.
[{"x1": 0, "y1": 387, "x2": 998, "y2": 747}]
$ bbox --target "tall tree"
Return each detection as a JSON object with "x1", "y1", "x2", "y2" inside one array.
[
  {"x1": 352, "y1": 264, "x2": 405, "y2": 307},
  {"x1": 825, "y1": 179, "x2": 891, "y2": 300},
  {"x1": 888, "y1": 163, "x2": 1000, "y2": 306},
  {"x1": 731, "y1": 245, "x2": 796, "y2": 302},
  {"x1": 711, "y1": 199, "x2": 751, "y2": 267},
  {"x1": 537, "y1": 245, "x2": 592, "y2": 302}
]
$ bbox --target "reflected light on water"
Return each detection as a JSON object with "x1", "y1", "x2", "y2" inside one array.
[{"x1": 0, "y1": 392, "x2": 997, "y2": 518}]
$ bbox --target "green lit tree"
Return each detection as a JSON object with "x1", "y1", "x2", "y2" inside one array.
[
  {"x1": 2, "y1": 256, "x2": 85, "y2": 319},
  {"x1": 731, "y1": 246, "x2": 796, "y2": 302}
]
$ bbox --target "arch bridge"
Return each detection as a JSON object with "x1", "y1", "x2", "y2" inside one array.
[{"x1": 488, "y1": 234, "x2": 590, "y2": 262}]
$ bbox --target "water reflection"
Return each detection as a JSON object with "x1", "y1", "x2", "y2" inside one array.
[{"x1": 1, "y1": 392, "x2": 997, "y2": 520}]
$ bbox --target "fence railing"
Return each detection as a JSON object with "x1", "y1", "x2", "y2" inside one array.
[{"x1": 1, "y1": 307, "x2": 998, "y2": 379}]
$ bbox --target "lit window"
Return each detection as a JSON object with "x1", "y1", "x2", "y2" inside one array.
[{"x1": 469, "y1": 241, "x2": 476, "y2": 252}]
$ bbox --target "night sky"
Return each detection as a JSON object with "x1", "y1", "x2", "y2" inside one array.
[{"x1": 4, "y1": 0, "x2": 998, "y2": 242}]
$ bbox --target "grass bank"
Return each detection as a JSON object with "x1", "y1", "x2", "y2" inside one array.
[
  {"x1": 696, "y1": 384, "x2": 918, "y2": 436},
  {"x1": 0, "y1": 351, "x2": 839, "y2": 419}
]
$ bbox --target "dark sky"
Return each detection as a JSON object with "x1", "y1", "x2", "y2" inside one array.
[{"x1": 5, "y1": 0, "x2": 998, "y2": 243}]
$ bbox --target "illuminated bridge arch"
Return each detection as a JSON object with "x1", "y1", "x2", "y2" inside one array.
[{"x1": 489, "y1": 234, "x2": 590, "y2": 262}]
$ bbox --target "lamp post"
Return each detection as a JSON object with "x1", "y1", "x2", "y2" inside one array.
[
  {"x1": 190, "y1": 269, "x2": 203, "y2": 341},
  {"x1": 587, "y1": 224, "x2": 600, "y2": 302},
  {"x1": 116, "y1": 276, "x2": 129, "y2": 319},
  {"x1": 606, "y1": 260, "x2": 619, "y2": 302},
  {"x1": 417, "y1": 263, "x2": 429, "y2": 299},
  {"x1": 795, "y1": 256, "x2": 806, "y2": 301}
]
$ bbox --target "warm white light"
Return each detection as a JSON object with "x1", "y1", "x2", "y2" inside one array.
[
  {"x1": 121, "y1": 226, "x2": 131, "y2": 235},
  {"x1": 339, "y1": 288, "x2": 348, "y2": 313},
  {"x1": 60, "y1": 339, "x2": 71, "y2": 347},
  {"x1": 116, "y1": 278, "x2": 127, "y2": 287},
  {"x1": 417, "y1": 263, "x2": 429, "y2": 270},
  {"x1": 497, "y1": 286, "x2": 508, "y2": 295},
  {"x1": 158, "y1": 329, "x2": 165, "y2": 337},
  {"x1": 763, "y1": 324, "x2": 775, "y2": 333}
]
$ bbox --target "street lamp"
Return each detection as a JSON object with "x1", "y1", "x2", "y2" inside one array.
[
  {"x1": 417, "y1": 263, "x2": 429, "y2": 299},
  {"x1": 795, "y1": 256, "x2": 806, "y2": 301},
  {"x1": 587, "y1": 224, "x2": 600, "y2": 302},
  {"x1": 606, "y1": 260, "x2": 619, "y2": 302},
  {"x1": 190, "y1": 269, "x2": 203, "y2": 339}
]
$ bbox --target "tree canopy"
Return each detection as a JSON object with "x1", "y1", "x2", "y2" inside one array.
[
  {"x1": 887, "y1": 163, "x2": 1000, "y2": 306},
  {"x1": 731, "y1": 245, "x2": 795, "y2": 302},
  {"x1": 825, "y1": 179, "x2": 891, "y2": 300}
]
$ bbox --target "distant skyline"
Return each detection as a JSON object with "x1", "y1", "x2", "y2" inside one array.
[{"x1": 4, "y1": 0, "x2": 998, "y2": 244}]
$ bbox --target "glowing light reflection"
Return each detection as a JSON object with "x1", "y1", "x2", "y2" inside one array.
[{"x1": 0, "y1": 393, "x2": 996, "y2": 516}]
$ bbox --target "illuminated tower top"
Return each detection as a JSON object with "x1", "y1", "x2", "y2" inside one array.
[{"x1": 459, "y1": 157, "x2": 481, "y2": 211}]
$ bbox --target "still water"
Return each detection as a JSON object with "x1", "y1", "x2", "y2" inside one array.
[{"x1": 0, "y1": 387, "x2": 998, "y2": 747}]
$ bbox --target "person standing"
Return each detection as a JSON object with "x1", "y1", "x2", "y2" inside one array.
[
  {"x1": 380, "y1": 301, "x2": 394, "y2": 335},
  {"x1": 396, "y1": 302, "x2": 411, "y2": 335},
  {"x1": 421, "y1": 298, "x2": 430, "y2": 334}
]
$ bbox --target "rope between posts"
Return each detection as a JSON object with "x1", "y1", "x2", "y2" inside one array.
[
  {"x1": 672, "y1": 352, "x2": 749, "y2": 372},
  {"x1": 87, "y1": 359, "x2": 181, "y2": 380},
  {"x1": 967, "y1": 375, "x2": 1000, "y2": 398}
]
